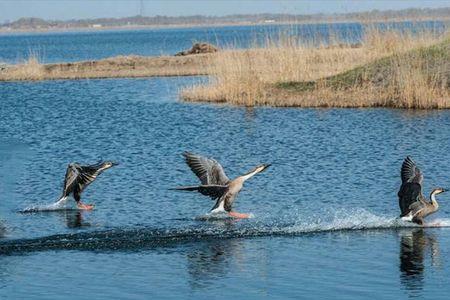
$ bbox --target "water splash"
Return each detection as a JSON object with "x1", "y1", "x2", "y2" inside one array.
[
  {"x1": 285, "y1": 208, "x2": 404, "y2": 233},
  {"x1": 2, "y1": 208, "x2": 447, "y2": 255},
  {"x1": 20, "y1": 197, "x2": 77, "y2": 213},
  {"x1": 423, "y1": 218, "x2": 450, "y2": 227}
]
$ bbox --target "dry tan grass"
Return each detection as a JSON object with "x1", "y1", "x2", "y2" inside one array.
[
  {"x1": 182, "y1": 47, "x2": 373, "y2": 105},
  {"x1": 381, "y1": 50, "x2": 449, "y2": 108},
  {"x1": 182, "y1": 26, "x2": 450, "y2": 108},
  {"x1": 4, "y1": 55, "x2": 46, "y2": 80}
]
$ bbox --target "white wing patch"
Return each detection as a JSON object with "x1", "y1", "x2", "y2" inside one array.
[{"x1": 210, "y1": 200, "x2": 225, "y2": 214}]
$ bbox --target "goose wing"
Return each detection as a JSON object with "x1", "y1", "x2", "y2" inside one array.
[
  {"x1": 398, "y1": 157, "x2": 426, "y2": 217},
  {"x1": 401, "y1": 156, "x2": 423, "y2": 185},
  {"x1": 183, "y1": 152, "x2": 230, "y2": 185},
  {"x1": 62, "y1": 162, "x2": 104, "y2": 195},
  {"x1": 173, "y1": 185, "x2": 228, "y2": 199},
  {"x1": 398, "y1": 182, "x2": 426, "y2": 217},
  {"x1": 75, "y1": 163, "x2": 106, "y2": 193},
  {"x1": 62, "y1": 163, "x2": 80, "y2": 195}
]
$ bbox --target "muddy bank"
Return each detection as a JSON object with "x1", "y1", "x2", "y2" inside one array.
[{"x1": 0, "y1": 54, "x2": 212, "y2": 81}]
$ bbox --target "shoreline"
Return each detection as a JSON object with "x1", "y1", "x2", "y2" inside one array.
[{"x1": 1, "y1": 17, "x2": 448, "y2": 35}]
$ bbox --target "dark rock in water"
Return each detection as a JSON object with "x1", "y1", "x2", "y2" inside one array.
[
  {"x1": 175, "y1": 43, "x2": 218, "y2": 56},
  {"x1": 0, "y1": 63, "x2": 9, "y2": 71}
]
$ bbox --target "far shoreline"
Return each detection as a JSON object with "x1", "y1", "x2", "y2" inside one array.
[{"x1": 1, "y1": 17, "x2": 448, "y2": 36}]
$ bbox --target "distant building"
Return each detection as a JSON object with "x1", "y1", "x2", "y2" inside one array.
[
  {"x1": 91, "y1": 24, "x2": 102, "y2": 28},
  {"x1": 264, "y1": 19, "x2": 276, "y2": 23}
]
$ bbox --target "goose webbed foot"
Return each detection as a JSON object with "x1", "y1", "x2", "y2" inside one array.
[
  {"x1": 77, "y1": 202, "x2": 95, "y2": 210},
  {"x1": 228, "y1": 211, "x2": 250, "y2": 219}
]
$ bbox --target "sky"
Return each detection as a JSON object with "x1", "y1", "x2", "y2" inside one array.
[{"x1": 0, "y1": 0, "x2": 449, "y2": 23}]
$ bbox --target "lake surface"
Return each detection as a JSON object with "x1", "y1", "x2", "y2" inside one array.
[
  {"x1": 0, "y1": 21, "x2": 445, "y2": 63},
  {"x1": 1, "y1": 76, "x2": 450, "y2": 299}
]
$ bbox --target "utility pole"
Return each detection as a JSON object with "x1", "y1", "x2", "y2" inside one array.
[{"x1": 139, "y1": 0, "x2": 144, "y2": 17}]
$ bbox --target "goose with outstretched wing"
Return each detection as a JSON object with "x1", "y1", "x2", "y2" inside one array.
[
  {"x1": 398, "y1": 156, "x2": 446, "y2": 225},
  {"x1": 56, "y1": 161, "x2": 117, "y2": 210},
  {"x1": 172, "y1": 152, "x2": 270, "y2": 218}
]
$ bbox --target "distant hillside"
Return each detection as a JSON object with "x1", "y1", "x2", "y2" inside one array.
[{"x1": 1, "y1": 7, "x2": 450, "y2": 31}]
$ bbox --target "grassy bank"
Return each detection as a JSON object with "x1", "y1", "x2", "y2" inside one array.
[
  {"x1": 0, "y1": 54, "x2": 210, "y2": 81},
  {"x1": 181, "y1": 28, "x2": 450, "y2": 108},
  {"x1": 277, "y1": 39, "x2": 449, "y2": 108}
]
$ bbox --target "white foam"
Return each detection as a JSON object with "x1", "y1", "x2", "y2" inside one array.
[
  {"x1": 423, "y1": 218, "x2": 450, "y2": 228},
  {"x1": 21, "y1": 197, "x2": 76, "y2": 213},
  {"x1": 195, "y1": 211, "x2": 230, "y2": 221},
  {"x1": 253, "y1": 208, "x2": 446, "y2": 235},
  {"x1": 283, "y1": 209, "x2": 397, "y2": 234}
]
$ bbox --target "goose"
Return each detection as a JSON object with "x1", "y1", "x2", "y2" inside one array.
[
  {"x1": 398, "y1": 156, "x2": 446, "y2": 225},
  {"x1": 55, "y1": 161, "x2": 117, "y2": 210},
  {"x1": 173, "y1": 152, "x2": 270, "y2": 218}
]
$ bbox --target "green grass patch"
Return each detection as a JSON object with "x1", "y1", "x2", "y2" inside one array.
[{"x1": 277, "y1": 39, "x2": 450, "y2": 92}]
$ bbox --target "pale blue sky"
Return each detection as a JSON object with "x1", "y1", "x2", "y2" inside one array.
[{"x1": 0, "y1": 0, "x2": 449, "y2": 23}]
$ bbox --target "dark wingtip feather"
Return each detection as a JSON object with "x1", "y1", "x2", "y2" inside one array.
[
  {"x1": 182, "y1": 152, "x2": 193, "y2": 164},
  {"x1": 169, "y1": 186, "x2": 199, "y2": 191},
  {"x1": 402, "y1": 156, "x2": 411, "y2": 166},
  {"x1": 401, "y1": 156, "x2": 422, "y2": 184}
]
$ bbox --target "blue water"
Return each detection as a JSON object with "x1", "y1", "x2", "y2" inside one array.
[
  {"x1": 1, "y1": 24, "x2": 450, "y2": 299},
  {"x1": 0, "y1": 21, "x2": 445, "y2": 64},
  {"x1": 1, "y1": 76, "x2": 450, "y2": 299}
]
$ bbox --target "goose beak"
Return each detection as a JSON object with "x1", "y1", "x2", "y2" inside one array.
[
  {"x1": 111, "y1": 162, "x2": 119, "y2": 166},
  {"x1": 262, "y1": 163, "x2": 271, "y2": 171}
]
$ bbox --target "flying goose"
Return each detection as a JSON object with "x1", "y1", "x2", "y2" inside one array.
[
  {"x1": 56, "y1": 161, "x2": 117, "y2": 210},
  {"x1": 398, "y1": 156, "x2": 446, "y2": 225},
  {"x1": 173, "y1": 152, "x2": 271, "y2": 218}
]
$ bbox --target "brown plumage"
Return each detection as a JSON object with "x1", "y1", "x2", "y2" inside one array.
[
  {"x1": 57, "y1": 160, "x2": 117, "y2": 209},
  {"x1": 173, "y1": 152, "x2": 271, "y2": 217},
  {"x1": 398, "y1": 156, "x2": 446, "y2": 225}
]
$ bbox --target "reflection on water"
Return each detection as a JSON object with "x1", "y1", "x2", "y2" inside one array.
[
  {"x1": 22, "y1": 210, "x2": 91, "y2": 230},
  {"x1": 186, "y1": 238, "x2": 246, "y2": 289},
  {"x1": 60, "y1": 211, "x2": 90, "y2": 228},
  {"x1": 0, "y1": 222, "x2": 6, "y2": 238},
  {"x1": 244, "y1": 107, "x2": 256, "y2": 121},
  {"x1": 399, "y1": 229, "x2": 441, "y2": 297}
]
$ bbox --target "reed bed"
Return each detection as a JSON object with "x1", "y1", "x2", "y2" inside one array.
[
  {"x1": 181, "y1": 26, "x2": 450, "y2": 108},
  {"x1": 5, "y1": 55, "x2": 45, "y2": 80}
]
